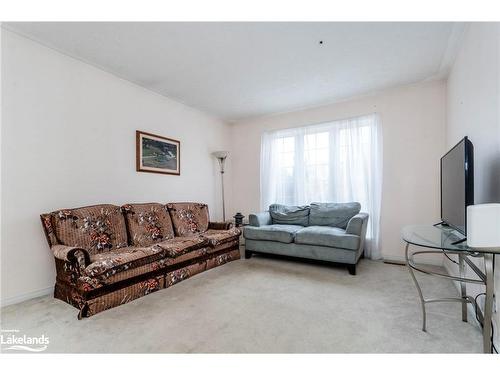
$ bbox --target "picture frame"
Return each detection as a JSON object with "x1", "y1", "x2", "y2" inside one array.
[{"x1": 136, "y1": 130, "x2": 180, "y2": 175}]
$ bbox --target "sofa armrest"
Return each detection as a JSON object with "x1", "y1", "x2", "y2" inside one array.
[
  {"x1": 208, "y1": 221, "x2": 233, "y2": 230},
  {"x1": 346, "y1": 213, "x2": 369, "y2": 236},
  {"x1": 248, "y1": 212, "x2": 271, "y2": 227},
  {"x1": 51, "y1": 244, "x2": 90, "y2": 270}
]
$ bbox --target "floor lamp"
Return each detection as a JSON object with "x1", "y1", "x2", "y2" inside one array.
[{"x1": 212, "y1": 151, "x2": 228, "y2": 222}]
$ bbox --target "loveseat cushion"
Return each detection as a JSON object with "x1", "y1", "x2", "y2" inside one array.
[
  {"x1": 308, "y1": 202, "x2": 361, "y2": 229},
  {"x1": 51, "y1": 204, "x2": 129, "y2": 254},
  {"x1": 121, "y1": 203, "x2": 175, "y2": 247},
  {"x1": 269, "y1": 204, "x2": 310, "y2": 226},
  {"x1": 202, "y1": 228, "x2": 241, "y2": 247},
  {"x1": 243, "y1": 224, "x2": 303, "y2": 244},
  {"x1": 166, "y1": 202, "x2": 210, "y2": 236},
  {"x1": 294, "y1": 226, "x2": 359, "y2": 250}
]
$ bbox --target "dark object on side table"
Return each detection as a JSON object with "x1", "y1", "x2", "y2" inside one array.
[{"x1": 233, "y1": 212, "x2": 245, "y2": 227}]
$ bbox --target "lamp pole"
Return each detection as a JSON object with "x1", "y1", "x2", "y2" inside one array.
[
  {"x1": 220, "y1": 164, "x2": 226, "y2": 222},
  {"x1": 212, "y1": 151, "x2": 228, "y2": 222}
]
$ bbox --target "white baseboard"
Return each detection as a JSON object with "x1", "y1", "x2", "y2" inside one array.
[
  {"x1": 1, "y1": 286, "x2": 52, "y2": 307},
  {"x1": 383, "y1": 254, "x2": 443, "y2": 266}
]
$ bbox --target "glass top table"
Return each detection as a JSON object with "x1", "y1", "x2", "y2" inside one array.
[
  {"x1": 402, "y1": 224, "x2": 500, "y2": 254},
  {"x1": 401, "y1": 224, "x2": 496, "y2": 353}
]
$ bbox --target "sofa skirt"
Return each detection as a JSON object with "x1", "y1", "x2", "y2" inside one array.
[{"x1": 54, "y1": 246, "x2": 241, "y2": 318}]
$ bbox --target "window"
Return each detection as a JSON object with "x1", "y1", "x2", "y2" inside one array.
[{"x1": 260, "y1": 114, "x2": 382, "y2": 258}]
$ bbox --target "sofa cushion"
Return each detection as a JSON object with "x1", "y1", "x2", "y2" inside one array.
[
  {"x1": 82, "y1": 235, "x2": 209, "y2": 282},
  {"x1": 83, "y1": 245, "x2": 167, "y2": 279},
  {"x1": 51, "y1": 204, "x2": 129, "y2": 254},
  {"x1": 202, "y1": 228, "x2": 241, "y2": 247},
  {"x1": 269, "y1": 204, "x2": 309, "y2": 226},
  {"x1": 295, "y1": 226, "x2": 359, "y2": 250},
  {"x1": 308, "y1": 202, "x2": 361, "y2": 229},
  {"x1": 78, "y1": 246, "x2": 211, "y2": 290},
  {"x1": 79, "y1": 265, "x2": 169, "y2": 291},
  {"x1": 121, "y1": 203, "x2": 175, "y2": 247},
  {"x1": 166, "y1": 202, "x2": 210, "y2": 236},
  {"x1": 155, "y1": 236, "x2": 209, "y2": 258},
  {"x1": 243, "y1": 224, "x2": 303, "y2": 244}
]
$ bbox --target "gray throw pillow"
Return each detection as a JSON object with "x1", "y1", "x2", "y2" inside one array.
[
  {"x1": 269, "y1": 204, "x2": 310, "y2": 226},
  {"x1": 308, "y1": 202, "x2": 361, "y2": 229}
]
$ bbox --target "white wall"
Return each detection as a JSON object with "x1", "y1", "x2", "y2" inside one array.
[
  {"x1": 445, "y1": 23, "x2": 500, "y2": 349},
  {"x1": 230, "y1": 80, "x2": 447, "y2": 264},
  {"x1": 1, "y1": 30, "x2": 231, "y2": 305}
]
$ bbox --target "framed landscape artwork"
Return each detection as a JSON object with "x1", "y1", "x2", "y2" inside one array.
[{"x1": 136, "y1": 130, "x2": 180, "y2": 175}]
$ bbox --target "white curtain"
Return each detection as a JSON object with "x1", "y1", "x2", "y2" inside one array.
[{"x1": 260, "y1": 114, "x2": 382, "y2": 259}]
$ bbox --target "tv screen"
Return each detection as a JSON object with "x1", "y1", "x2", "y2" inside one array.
[{"x1": 440, "y1": 137, "x2": 474, "y2": 235}]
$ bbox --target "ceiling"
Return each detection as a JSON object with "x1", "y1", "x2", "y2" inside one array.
[{"x1": 4, "y1": 22, "x2": 465, "y2": 122}]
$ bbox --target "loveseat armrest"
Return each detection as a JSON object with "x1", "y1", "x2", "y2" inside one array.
[
  {"x1": 51, "y1": 244, "x2": 90, "y2": 269},
  {"x1": 346, "y1": 213, "x2": 369, "y2": 236},
  {"x1": 248, "y1": 212, "x2": 271, "y2": 227},
  {"x1": 208, "y1": 221, "x2": 233, "y2": 230}
]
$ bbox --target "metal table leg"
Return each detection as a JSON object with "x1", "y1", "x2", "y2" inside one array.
[
  {"x1": 483, "y1": 253, "x2": 494, "y2": 353},
  {"x1": 405, "y1": 243, "x2": 427, "y2": 331},
  {"x1": 458, "y1": 253, "x2": 468, "y2": 322}
]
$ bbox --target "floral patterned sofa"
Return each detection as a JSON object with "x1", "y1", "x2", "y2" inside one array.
[{"x1": 40, "y1": 202, "x2": 241, "y2": 319}]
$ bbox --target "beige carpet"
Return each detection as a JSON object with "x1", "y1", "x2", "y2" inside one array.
[{"x1": 0, "y1": 253, "x2": 483, "y2": 353}]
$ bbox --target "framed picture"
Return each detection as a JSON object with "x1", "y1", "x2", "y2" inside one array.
[{"x1": 136, "y1": 130, "x2": 180, "y2": 175}]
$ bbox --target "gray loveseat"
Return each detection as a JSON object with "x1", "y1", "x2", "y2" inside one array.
[{"x1": 243, "y1": 202, "x2": 368, "y2": 275}]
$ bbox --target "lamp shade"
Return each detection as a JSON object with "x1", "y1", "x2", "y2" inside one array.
[{"x1": 212, "y1": 151, "x2": 229, "y2": 159}]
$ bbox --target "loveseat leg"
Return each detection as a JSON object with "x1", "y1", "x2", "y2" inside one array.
[
  {"x1": 347, "y1": 264, "x2": 356, "y2": 275},
  {"x1": 245, "y1": 250, "x2": 253, "y2": 259}
]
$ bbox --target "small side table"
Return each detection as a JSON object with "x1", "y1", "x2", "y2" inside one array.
[
  {"x1": 402, "y1": 224, "x2": 497, "y2": 353},
  {"x1": 235, "y1": 222, "x2": 248, "y2": 250}
]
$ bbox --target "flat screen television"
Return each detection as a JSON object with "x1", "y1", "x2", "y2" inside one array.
[{"x1": 440, "y1": 136, "x2": 474, "y2": 235}]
